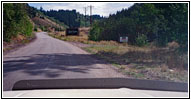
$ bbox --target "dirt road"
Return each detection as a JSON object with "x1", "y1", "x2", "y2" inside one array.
[{"x1": 3, "y1": 32, "x2": 124, "y2": 91}]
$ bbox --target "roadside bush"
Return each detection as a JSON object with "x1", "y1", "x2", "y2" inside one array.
[
  {"x1": 34, "y1": 26, "x2": 38, "y2": 31},
  {"x1": 89, "y1": 22, "x2": 103, "y2": 41},
  {"x1": 39, "y1": 26, "x2": 47, "y2": 31},
  {"x1": 135, "y1": 34, "x2": 148, "y2": 46},
  {"x1": 21, "y1": 17, "x2": 33, "y2": 36}
]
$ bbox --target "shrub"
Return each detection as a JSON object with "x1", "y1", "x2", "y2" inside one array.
[
  {"x1": 89, "y1": 22, "x2": 103, "y2": 41},
  {"x1": 135, "y1": 34, "x2": 148, "y2": 46},
  {"x1": 34, "y1": 26, "x2": 38, "y2": 31},
  {"x1": 39, "y1": 26, "x2": 47, "y2": 31}
]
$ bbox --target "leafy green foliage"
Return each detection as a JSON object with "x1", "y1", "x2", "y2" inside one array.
[
  {"x1": 3, "y1": 3, "x2": 33, "y2": 42},
  {"x1": 135, "y1": 34, "x2": 148, "y2": 46},
  {"x1": 39, "y1": 26, "x2": 47, "y2": 31},
  {"x1": 34, "y1": 26, "x2": 38, "y2": 31},
  {"x1": 89, "y1": 22, "x2": 103, "y2": 41}
]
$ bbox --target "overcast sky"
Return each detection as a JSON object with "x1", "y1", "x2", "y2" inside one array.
[{"x1": 28, "y1": 3, "x2": 134, "y2": 17}]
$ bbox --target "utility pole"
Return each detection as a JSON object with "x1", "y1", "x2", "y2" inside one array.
[
  {"x1": 88, "y1": 5, "x2": 94, "y2": 26},
  {"x1": 84, "y1": 7, "x2": 87, "y2": 27}
]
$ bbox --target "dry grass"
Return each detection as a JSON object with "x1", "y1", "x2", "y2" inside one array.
[
  {"x1": 79, "y1": 27, "x2": 90, "y2": 35},
  {"x1": 49, "y1": 28, "x2": 121, "y2": 46},
  {"x1": 3, "y1": 33, "x2": 36, "y2": 53},
  {"x1": 83, "y1": 44, "x2": 188, "y2": 82},
  {"x1": 32, "y1": 17, "x2": 65, "y2": 31}
]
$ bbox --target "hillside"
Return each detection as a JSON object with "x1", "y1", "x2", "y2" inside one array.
[
  {"x1": 28, "y1": 5, "x2": 68, "y2": 31},
  {"x1": 3, "y1": 3, "x2": 33, "y2": 42},
  {"x1": 32, "y1": 16, "x2": 66, "y2": 32}
]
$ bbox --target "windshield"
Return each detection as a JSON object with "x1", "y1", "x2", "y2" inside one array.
[{"x1": 2, "y1": 1, "x2": 189, "y2": 98}]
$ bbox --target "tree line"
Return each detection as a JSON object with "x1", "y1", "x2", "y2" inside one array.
[
  {"x1": 89, "y1": 3, "x2": 188, "y2": 52},
  {"x1": 40, "y1": 8, "x2": 104, "y2": 28},
  {"x1": 42, "y1": 9, "x2": 80, "y2": 28}
]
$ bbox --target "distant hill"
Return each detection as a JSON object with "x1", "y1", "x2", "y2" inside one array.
[{"x1": 40, "y1": 9, "x2": 104, "y2": 28}]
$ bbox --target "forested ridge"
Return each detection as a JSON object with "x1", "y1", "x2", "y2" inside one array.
[
  {"x1": 89, "y1": 3, "x2": 188, "y2": 51},
  {"x1": 40, "y1": 8, "x2": 104, "y2": 28}
]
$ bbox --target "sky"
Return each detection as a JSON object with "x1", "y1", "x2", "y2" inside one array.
[{"x1": 28, "y1": 3, "x2": 134, "y2": 17}]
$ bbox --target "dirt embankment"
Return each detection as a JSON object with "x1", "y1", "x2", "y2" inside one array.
[
  {"x1": 32, "y1": 17, "x2": 66, "y2": 31},
  {"x1": 3, "y1": 33, "x2": 36, "y2": 55}
]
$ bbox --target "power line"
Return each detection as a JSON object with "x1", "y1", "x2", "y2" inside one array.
[{"x1": 84, "y1": 7, "x2": 87, "y2": 27}]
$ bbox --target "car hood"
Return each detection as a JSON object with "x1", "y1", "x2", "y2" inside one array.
[
  {"x1": 3, "y1": 88, "x2": 188, "y2": 98},
  {"x1": 4, "y1": 78, "x2": 188, "y2": 98}
]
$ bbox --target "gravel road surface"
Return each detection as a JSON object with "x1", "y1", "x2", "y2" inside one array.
[{"x1": 3, "y1": 32, "x2": 124, "y2": 91}]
